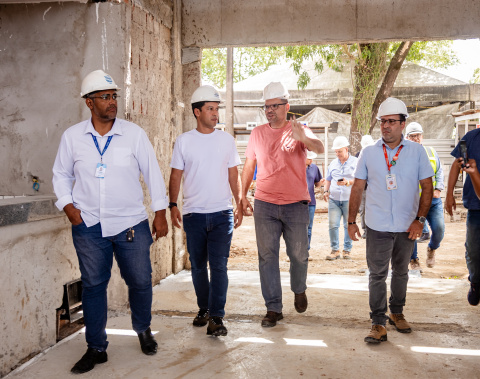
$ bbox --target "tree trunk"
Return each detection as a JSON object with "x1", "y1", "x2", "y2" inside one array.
[
  {"x1": 349, "y1": 43, "x2": 389, "y2": 155},
  {"x1": 368, "y1": 41, "x2": 414, "y2": 134}
]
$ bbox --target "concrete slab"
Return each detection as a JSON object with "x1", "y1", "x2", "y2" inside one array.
[{"x1": 6, "y1": 271, "x2": 480, "y2": 378}]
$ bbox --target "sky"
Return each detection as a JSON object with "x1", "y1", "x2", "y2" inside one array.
[{"x1": 421, "y1": 39, "x2": 480, "y2": 83}]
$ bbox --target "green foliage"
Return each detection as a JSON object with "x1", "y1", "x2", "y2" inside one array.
[
  {"x1": 471, "y1": 68, "x2": 480, "y2": 83},
  {"x1": 390, "y1": 40, "x2": 459, "y2": 69},
  {"x1": 201, "y1": 47, "x2": 284, "y2": 88}
]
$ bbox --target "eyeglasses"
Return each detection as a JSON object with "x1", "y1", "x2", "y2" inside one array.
[
  {"x1": 263, "y1": 103, "x2": 287, "y2": 111},
  {"x1": 88, "y1": 93, "x2": 120, "y2": 101},
  {"x1": 380, "y1": 119, "x2": 402, "y2": 126}
]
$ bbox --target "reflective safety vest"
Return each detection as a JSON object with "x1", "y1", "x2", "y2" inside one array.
[
  {"x1": 424, "y1": 146, "x2": 437, "y2": 189},
  {"x1": 419, "y1": 146, "x2": 437, "y2": 193}
]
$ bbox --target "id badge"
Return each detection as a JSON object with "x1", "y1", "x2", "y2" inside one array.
[
  {"x1": 386, "y1": 174, "x2": 397, "y2": 190},
  {"x1": 95, "y1": 163, "x2": 107, "y2": 178}
]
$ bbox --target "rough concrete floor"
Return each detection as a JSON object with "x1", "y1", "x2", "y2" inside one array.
[{"x1": 6, "y1": 271, "x2": 480, "y2": 379}]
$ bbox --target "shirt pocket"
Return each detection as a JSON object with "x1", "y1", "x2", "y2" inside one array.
[{"x1": 113, "y1": 147, "x2": 132, "y2": 167}]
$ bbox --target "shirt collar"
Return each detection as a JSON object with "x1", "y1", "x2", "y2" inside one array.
[
  {"x1": 83, "y1": 118, "x2": 124, "y2": 137},
  {"x1": 379, "y1": 135, "x2": 405, "y2": 151}
]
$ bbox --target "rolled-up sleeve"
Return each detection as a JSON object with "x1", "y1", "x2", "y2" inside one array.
[
  {"x1": 135, "y1": 129, "x2": 168, "y2": 212},
  {"x1": 434, "y1": 151, "x2": 445, "y2": 190},
  {"x1": 52, "y1": 133, "x2": 75, "y2": 210}
]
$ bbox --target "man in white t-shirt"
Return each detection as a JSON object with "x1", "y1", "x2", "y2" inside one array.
[{"x1": 169, "y1": 85, "x2": 242, "y2": 337}]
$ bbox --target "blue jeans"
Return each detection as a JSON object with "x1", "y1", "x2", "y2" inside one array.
[
  {"x1": 307, "y1": 205, "x2": 316, "y2": 251},
  {"x1": 328, "y1": 199, "x2": 352, "y2": 252},
  {"x1": 466, "y1": 210, "x2": 480, "y2": 284},
  {"x1": 366, "y1": 227, "x2": 414, "y2": 325},
  {"x1": 253, "y1": 199, "x2": 309, "y2": 313},
  {"x1": 72, "y1": 219, "x2": 153, "y2": 351},
  {"x1": 183, "y1": 210, "x2": 234, "y2": 318},
  {"x1": 411, "y1": 197, "x2": 445, "y2": 259}
]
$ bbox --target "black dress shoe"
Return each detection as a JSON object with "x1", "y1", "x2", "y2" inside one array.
[
  {"x1": 71, "y1": 348, "x2": 108, "y2": 374},
  {"x1": 138, "y1": 327, "x2": 158, "y2": 355}
]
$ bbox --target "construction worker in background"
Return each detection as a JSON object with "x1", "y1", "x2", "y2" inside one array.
[
  {"x1": 357, "y1": 135, "x2": 376, "y2": 238},
  {"x1": 347, "y1": 97, "x2": 434, "y2": 344},
  {"x1": 446, "y1": 128, "x2": 480, "y2": 306},
  {"x1": 323, "y1": 136, "x2": 358, "y2": 260},
  {"x1": 53, "y1": 70, "x2": 168, "y2": 374},
  {"x1": 241, "y1": 82, "x2": 324, "y2": 327},
  {"x1": 405, "y1": 122, "x2": 445, "y2": 271},
  {"x1": 169, "y1": 85, "x2": 242, "y2": 337},
  {"x1": 306, "y1": 151, "x2": 323, "y2": 253}
]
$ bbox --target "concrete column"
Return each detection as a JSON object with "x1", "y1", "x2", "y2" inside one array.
[
  {"x1": 225, "y1": 47, "x2": 234, "y2": 136},
  {"x1": 182, "y1": 47, "x2": 202, "y2": 132},
  {"x1": 171, "y1": 0, "x2": 187, "y2": 273}
]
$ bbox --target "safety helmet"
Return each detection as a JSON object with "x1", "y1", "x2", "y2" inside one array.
[
  {"x1": 262, "y1": 82, "x2": 290, "y2": 101},
  {"x1": 80, "y1": 70, "x2": 120, "y2": 98},
  {"x1": 332, "y1": 136, "x2": 350, "y2": 150},
  {"x1": 306, "y1": 151, "x2": 317, "y2": 160},
  {"x1": 376, "y1": 97, "x2": 409, "y2": 120},
  {"x1": 405, "y1": 122, "x2": 424, "y2": 136},
  {"x1": 191, "y1": 85, "x2": 221, "y2": 104},
  {"x1": 361, "y1": 135, "x2": 375, "y2": 149}
]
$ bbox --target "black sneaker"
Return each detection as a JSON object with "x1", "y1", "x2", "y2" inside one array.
[
  {"x1": 71, "y1": 348, "x2": 108, "y2": 374},
  {"x1": 261, "y1": 311, "x2": 283, "y2": 327},
  {"x1": 468, "y1": 282, "x2": 480, "y2": 306},
  {"x1": 417, "y1": 232, "x2": 430, "y2": 243},
  {"x1": 193, "y1": 308, "x2": 209, "y2": 327},
  {"x1": 207, "y1": 316, "x2": 228, "y2": 336}
]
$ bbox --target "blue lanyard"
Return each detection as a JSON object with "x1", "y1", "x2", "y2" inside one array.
[{"x1": 91, "y1": 134, "x2": 113, "y2": 162}]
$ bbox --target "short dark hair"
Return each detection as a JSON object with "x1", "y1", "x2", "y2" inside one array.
[
  {"x1": 399, "y1": 114, "x2": 406, "y2": 122},
  {"x1": 191, "y1": 101, "x2": 206, "y2": 118}
]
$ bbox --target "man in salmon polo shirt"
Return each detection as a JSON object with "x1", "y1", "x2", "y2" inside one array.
[{"x1": 241, "y1": 82, "x2": 325, "y2": 327}]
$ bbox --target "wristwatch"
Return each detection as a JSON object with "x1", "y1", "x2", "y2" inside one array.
[
  {"x1": 168, "y1": 202, "x2": 177, "y2": 209},
  {"x1": 415, "y1": 216, "x2": 426, "y2": 224}
]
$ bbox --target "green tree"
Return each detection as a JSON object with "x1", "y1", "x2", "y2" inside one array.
[
  {"x1": 201, "y1": 47, "x2": 284, "y2": 88},
  {"x1": 471, "y1": 68, "x2": 480, "y2": 83},
  {"x1": 283, "y1": 40, "x2": 458, "y2": 152}
]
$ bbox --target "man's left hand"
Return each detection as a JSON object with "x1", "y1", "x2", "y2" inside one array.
[
  {"x1": 433, "y1": 189, "x2": 441, "y2": 198},
  {"x1": 152, "y1": 210, "x2": 168, "y2": 240},
  {"x1": 407, "y1": 220, "x2": 424, "y2": 240}
]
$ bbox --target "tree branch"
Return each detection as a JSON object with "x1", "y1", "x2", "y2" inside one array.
[{"x1": 369, "y1": 41, "x2": 414, "y2": 134}]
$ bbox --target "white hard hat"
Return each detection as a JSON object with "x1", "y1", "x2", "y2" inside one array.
[
  {"x1": 306, "y1": 151, "x2": 317, "y2": 160},
  {"x1": 405, "y1": 122, "x2": 423, "y2": 136},
  {"x1": 262, "y1": 82, "x2": 290, "y2": 101},
  {"x1": 332, "y1": 136, "x2": 350, "y2": 150},
  {"x1": 191, "y1": 85, "x2": 221, "y2": 104},
  {"x1": 376, "y1": 97, "x2": 409, "y2": 120},
  {"x1": 81, "y1": 70, "x2": 120, "y2": 98},
  {"x1": 361, "y1": 135, "x2": 375, "y2": 149}
]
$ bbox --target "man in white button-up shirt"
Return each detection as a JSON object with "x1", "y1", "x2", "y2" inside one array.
[{"x1": 52, "y1": 70, "x2": 168, "y2": 374}]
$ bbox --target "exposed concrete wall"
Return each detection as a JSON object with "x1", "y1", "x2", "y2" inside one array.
[
  {"x1": 182, "y1": 0, "x2": 480, "y2": 48},
  {"x1": 0, "y1": 1, "x2": 183, "y2": 375},
  {"x1": 0, "y1": 214, "x2": 78, "y2": 377}
]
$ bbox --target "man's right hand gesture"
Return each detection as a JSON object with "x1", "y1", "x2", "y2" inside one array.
[{"x1": 63, "y1": 203, "x2": 83, "y2": 225}]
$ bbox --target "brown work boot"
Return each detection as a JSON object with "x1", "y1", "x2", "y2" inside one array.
[
  {"x1": 409, "y1": 258, "x2": 422, "y2": 272},
  {"x1": 343, "y1": 250, "x2": 351, "y2": 260},
  {"x1": 261, "y1": 311, "x2": 283, "y2": 327},
  {"x1": 388, "y1": 313, "x2": 412, "y2": 333},
  {"x1": 326, "y1": 250, "x2": 341, "y2": 260},
  {"x1": 364, "y1": 324, "x2": 387, "y2": 344},
  {"x1": 426, "y1": 247, "x2": 436, "y2": 268},
  {"x1": 294, "y1": 291, "x2": 308, "y2": 313}
]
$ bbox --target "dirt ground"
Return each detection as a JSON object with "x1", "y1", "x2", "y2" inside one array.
[{"x1": 229, "y1": 198, "x2": 469, "y2": 280}]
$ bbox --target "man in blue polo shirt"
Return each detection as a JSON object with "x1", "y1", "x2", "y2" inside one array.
[
  {"x1": 348, "y1": 97, "x2": 433, "y2": 344},
  {"x1": 446, "y1": 127, "x2": 480, "y2": 306}
]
